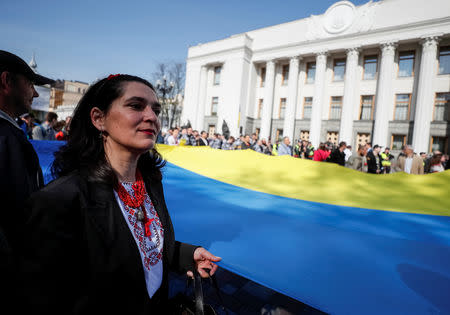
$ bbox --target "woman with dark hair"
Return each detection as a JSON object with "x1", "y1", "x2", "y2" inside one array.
[
  {"x1": 21, "y1": 74, "x2": 220, "y2": 314},
  {"x1": 429, "y1": 153, "x2": 445, "y2": 173}
]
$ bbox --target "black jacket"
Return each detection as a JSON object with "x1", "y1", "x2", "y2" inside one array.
[
  {"x1": 327, "y1": 148, "x2": 346, "y2": 166},
  {"x1": 0, "y1": 117, "x2": 43, "y2": 311},
  {"x1": 0, "y1": 118, "x2": 43, "y2": 251},
  {"x1": 197, "y1": 137, "x2": 208, "y2": 146},
  {"x1": 366, "y1": 151, "x2": 381, "y2": 174},
  {"x1": 20, "y1": 170, "x2": 198, "y2": 315}
]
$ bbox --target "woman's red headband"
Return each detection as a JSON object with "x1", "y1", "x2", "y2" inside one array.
[{"x1": 107, "y1": 74, "x2": 121, "y2": 80}]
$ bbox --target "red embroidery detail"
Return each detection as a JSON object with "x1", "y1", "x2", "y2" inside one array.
[
  {"x1": 144, "y1": 218, "x2": 155, "y2": 237},
  {"x1": 118, "y1": 182, "x2": 164, "y2": 271},
  {"x1": 115, "y1": 171, "x2": 146, "y2": 208}
]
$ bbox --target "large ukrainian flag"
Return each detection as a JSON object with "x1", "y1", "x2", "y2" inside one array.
[{"x1": 34, "y1": 141, "x2": 450, "y2": 315}]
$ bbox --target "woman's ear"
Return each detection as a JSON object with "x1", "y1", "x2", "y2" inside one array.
[{"x1": 90, "y1": 107, "x2": 105, "y2": 131}]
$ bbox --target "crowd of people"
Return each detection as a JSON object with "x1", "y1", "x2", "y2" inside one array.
[
  {"x1": 15, "y1": 111, "x2": 71, "y2": 141},
  {"x1": 14, "y1": 96, "x2": 450, "y2": 176},
  {"x1": 160, "y1": 127, "x2": 450, "y2": 174}
]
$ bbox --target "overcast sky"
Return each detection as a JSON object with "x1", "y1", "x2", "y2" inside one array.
[{"x1": 1, "y1": 0, "x2": 372, "y2": 84}]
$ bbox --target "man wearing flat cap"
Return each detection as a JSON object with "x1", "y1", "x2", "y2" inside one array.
[{"x1": 0, "y1": 50, "x2": 54, "y2": 305}]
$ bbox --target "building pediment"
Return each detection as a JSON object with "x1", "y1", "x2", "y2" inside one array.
[{"x1": 306, "y1": 1, "x2": 377, "y2": 41}]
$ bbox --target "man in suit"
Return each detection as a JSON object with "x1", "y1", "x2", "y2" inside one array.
[
  {"x1": 0, "y1": 50, "x2": 54, "y2": 304},
  {"x1": 395, "y1": 145, "x2": 424, "y2": 174},
  {"x1": 197, "y1": 130, "x2": 209, "y2": 146}
]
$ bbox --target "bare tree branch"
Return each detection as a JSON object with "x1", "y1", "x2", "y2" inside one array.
[{"x1": 152, "y1": 62, "x2": 185, "y2": 129}]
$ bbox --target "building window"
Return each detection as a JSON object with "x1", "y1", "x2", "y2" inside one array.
[
  {"x1": 430, "y1": 136, "x2": 448, "y2": 154},
  {"x1": 327, "y1": 132, "x2": 339, "y2": 145},
  {"x1": 303, "y1": 97, "x2": 313, "y2": 119},
  {"x1": 281, "y1": 64, "x2": 289, "y2": 85},
  {"x1": 213, "y1": 66, "x2": 221, "y2": 85},
  {"x1": 276, "y1": 129, "x2": 283, "y2": 141},
  {"x1": 260, "y1": 67, "x2": 266, "y2": 87},
  {"x1": 360, "y1": 95, "x2": 374, "y2": 120},
  {"x1": 394, "y1": 94, "x2": 411, "y2": 120},
  {"x1": 398, "y1": 51, "x2": 415, "y2": 77},
  {"x1": 257, "y1": 99, "x2": 263, "y2": 119},
  {"x1": 211, "y1": 97, "x2": 218, "y2": 116},
  {"x1": 439, "y1": 46, "x2": 450, "y2": 75},
  {"x1": 279, "y1": 98, "x2": 287, "y2": 119},
  {"x1": 434, "y1": 93, "x2": 450, "y2": 121},
  {"x1": 67, "y1": 84, "x2": 77, "y2": 92},
  {"x1": 329, "y1": 96, "x2": 343, "y2": 120},
  {"x1": 391, "y1": 135, "x2": 406, "y2": 150},
  {"x1": 306, "y1": 62, "x2": 316, "y2": 84},
  {"x1": 300, "y1": 131, "x2": 310, "y2": 141},
  {"x1": 363, "y1": 55, "x2": 378, "y2": 80},
  {"x1": 333, "y1": 59, "x2": 346, "y2": 81},
  {"x1": 208, "y1": 125, "x2": 216, "y2": 138},
  {"x1": 356, "y1": 133, "x2": 371, "y2": 148}
]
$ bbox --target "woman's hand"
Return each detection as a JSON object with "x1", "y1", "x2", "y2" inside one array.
[{"x1": 187, "y1": 247, "x2": 221, "y2": 278}]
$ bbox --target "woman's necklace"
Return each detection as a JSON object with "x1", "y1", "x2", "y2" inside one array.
[{"x1": 115, "y1": 170, "x2": 154, "y2": 237}]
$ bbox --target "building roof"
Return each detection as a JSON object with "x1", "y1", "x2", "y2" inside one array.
[{"x1": 187, "y1": 0, "x2": 450, "y2": 60}]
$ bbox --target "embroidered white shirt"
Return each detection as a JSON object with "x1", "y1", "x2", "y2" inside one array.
[{"x1": 114, "y1": 183, "x2": 164, "y2": 298}]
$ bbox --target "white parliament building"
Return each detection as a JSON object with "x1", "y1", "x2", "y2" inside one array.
[{"x1": 181, "y1": 0, "x2": 450, "y2": 153}]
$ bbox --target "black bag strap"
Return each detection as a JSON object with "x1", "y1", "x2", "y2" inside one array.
[
  {"x1": 187, "y1": 270, "x2": 228, "y2": 315},
  {"x1": 209, "y1": 274, "x2": 228, "y2": 314},
  {"x1": 193, "y1": 271, "x2": 205, "y2": 315}
]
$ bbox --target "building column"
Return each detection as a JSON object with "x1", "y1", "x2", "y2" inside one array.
[
  {"x1": 309, "y1": 52, "x2": 328, "y2": 148},
  {"x1": 339, "y1": 47, "x2": 360, "y2": 144},
  {"x1": 412, "y1": 36, "x2": 440, "y2": 153},
  {"x1": 195, "y1": 65, "x2": 208, "y2": 131},
  {"x1": 260, "y1": 60, "x2": 276, "y2": 140},
  {"x1": 283, "y1": 56, "x2": 301, "y2": 141},
  {"x1": 373, "y1": 42, "x2": 397, "y2": 148}
]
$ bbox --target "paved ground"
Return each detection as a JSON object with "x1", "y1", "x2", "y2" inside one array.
[{"x1": 169, "y1": 268, "x2": 327, "y2": 315}]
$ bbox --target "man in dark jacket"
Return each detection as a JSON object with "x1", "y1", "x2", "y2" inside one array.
[
  {"x1": 366, "y1": 144, "x2": 382, "y2": 174},
  {"x1": 0, "y1": 50, "x2": 54, "y2": 304},
  {"x1": 241, "y1": 134, "x2": 252, "y2": 150},
  {"x1": 197, "y1": 130, "x2": 209, "y2": 146},
  {"x1": 327, "y1": 141, "x2": 347, "y2": 166}
]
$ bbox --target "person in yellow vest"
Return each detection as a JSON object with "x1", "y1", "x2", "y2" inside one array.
[
  {"x1": 293, "y1": 140, "x2": 301, "y2": 158},
  {"x1": 419, "y1": 152, "x2": 427, "y2": 169},
  {"x1": 380, "y1": 147, "x2": 394, "y2": 174},
  {"x1": 306, "y1": 142, "x2": 315, "y2": 160},
  {"x1": 271, "y1": 141, "x2": 279, "y2": 156}
]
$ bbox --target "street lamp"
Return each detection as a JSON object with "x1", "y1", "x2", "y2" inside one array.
[
  {"x1": 155, "y1": 75, "x2": 175, "y2": 99},
  {"x1": 155, "y1": 76, "x2": 175, "y2": 128}
]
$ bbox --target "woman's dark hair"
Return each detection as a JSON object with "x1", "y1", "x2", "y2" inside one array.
[
  {"x1": 51, "y1": 74, "x2": 165, "y2": 184},
  {"x1": 430, "y1": 154, "x2": 443, "y2": 166}
]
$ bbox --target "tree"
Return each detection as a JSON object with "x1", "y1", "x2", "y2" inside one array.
[{"x1": 152, "y1": 62, "x2": 185, "y2": 129}]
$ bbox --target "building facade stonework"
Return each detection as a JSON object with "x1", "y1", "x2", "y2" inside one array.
[
  {"x1": 182, "y1": 0, "x2": 450, "y2": 153},
  {"x1": 50, "y1": 80, "x2": 89, "y2": 120}
]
